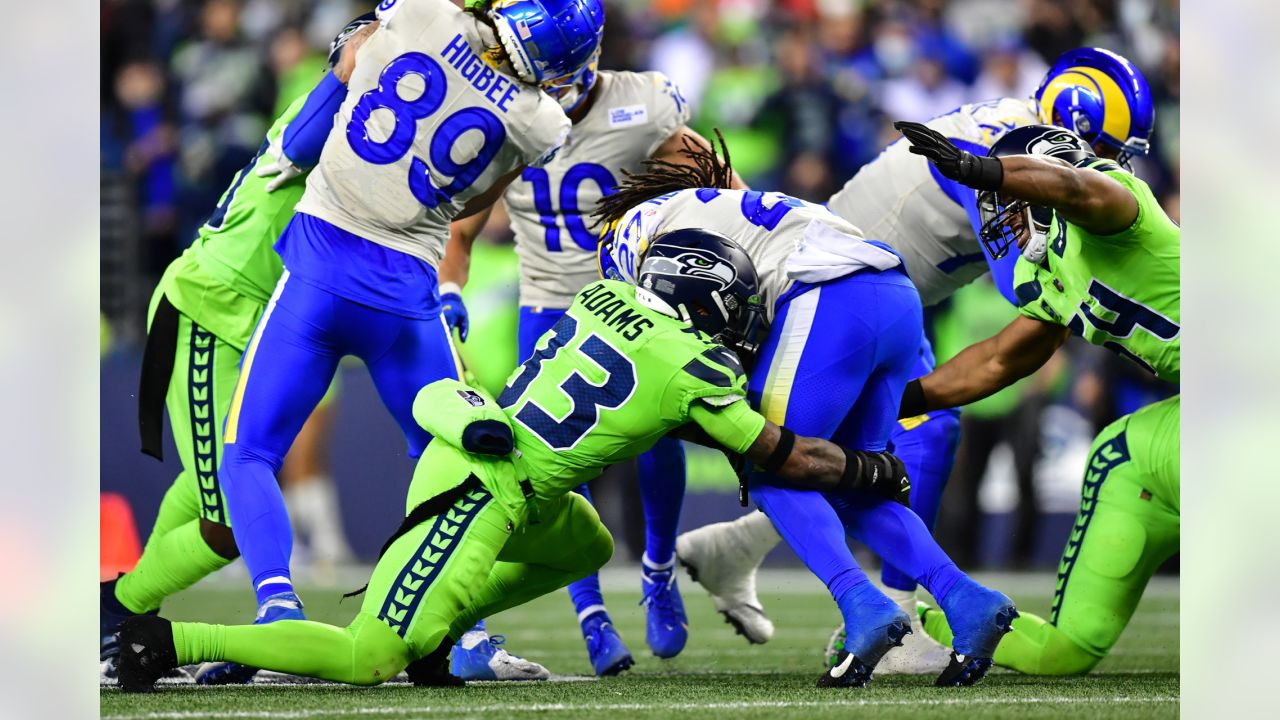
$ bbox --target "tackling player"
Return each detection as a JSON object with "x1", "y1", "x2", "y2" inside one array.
[
  {"x1": 673, "y1": 47, "x2": 1157, "y2": 673},
  {"x1": 596, "y1": 141, "x2": 1017, "y2": 687},
  {"x1": 442, "y1": 61, "x2": 748, "y2": 674},
  {"x1": 891, "y1": 120, "x2": 1178, "y2": 675},
  {"x1": 99, "y1": 13, "x2": 380, "y2": 679},
  {"x1": 207, "y1": 0, "x2": 598, "y2": 668},
  {"x1": 118, "y1": 230, "x2": 933, "y2": 691}
]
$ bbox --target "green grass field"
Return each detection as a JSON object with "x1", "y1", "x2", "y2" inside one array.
[{"x1": 100, "y1": 568, "x2": 1178, "y2": 719}]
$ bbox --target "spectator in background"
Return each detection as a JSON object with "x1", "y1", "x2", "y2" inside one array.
[
  {"x1": 879, "y1": 50, "x2": 967, "y2": 122},
  {"x1": 753, "y1": 26, "x2": 840, "y2": 199},
  {"x1": 269, "y1": 25, "x2": 327, "y2": 116},
  {"x1": 103, "y1": 59, "x2": 178, "y2": 276},
  {"x1": 170, "y1": 0, "x2": 274, "y2": 245},
  {"x1": 969, "y1": 36, "x2": 1049, "y2": 102},
  {"x1": 648, "y1": 2, "x2": 720, "y2": 113}
]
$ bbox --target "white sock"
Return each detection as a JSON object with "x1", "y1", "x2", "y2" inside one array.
[
  {"x1": 642, "y1": 552, "x2": 675, "y2": 571},
  {"x1": 577, "y1": 604, "x2": 608, "y2": 623}
]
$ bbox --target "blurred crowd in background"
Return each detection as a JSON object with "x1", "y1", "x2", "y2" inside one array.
[{"x1": 101, "y1": 0, "x2": 1180, "y2": 571}]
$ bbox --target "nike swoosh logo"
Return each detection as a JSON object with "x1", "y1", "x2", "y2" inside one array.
[{"x1": 830, "y1": 653, "x2": 855, "y2": 678}]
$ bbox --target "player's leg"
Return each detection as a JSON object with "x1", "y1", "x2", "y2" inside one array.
[
  {"x1": 512, "y1": 307, "x2": 634, "y2": 675},
  {"x1": 636, "y1": 436, "x2": 689, "y2": 659},
  {"x1": 281, "y1": 377, "x2": 354, "y2": 574},
  {"x1": 104, "y1": 303, "x2": 242, "y2": 670},
  {"x1": 218, "y1": 273, "x2": 345, "y2": 611},
  {"x1": 922, "y1": 397, "x2": 1181, "y2": 675},
  {"x1": 675, "y1": 509, "x2": 779, "y2": 643},
  {"x1": 745, "y1": 281, "x2": 913, "y2": 687}
]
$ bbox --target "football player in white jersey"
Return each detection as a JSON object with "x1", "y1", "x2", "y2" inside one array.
[
  {"x1": 595, "y1": 141, "x2": 1020, "y2": 688},
  {"x1": 441, "y1": 63, "x2": 748, "y2": 676},
  {"x1": 208, "y1": 0, "x2": 605, "y2": 683},
  {"x1": 672, "y1": 47, "x2": 1157, "y2": 674}
]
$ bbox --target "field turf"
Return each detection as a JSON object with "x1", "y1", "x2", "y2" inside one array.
[{"x1": 100, "y1": 568, "x2": 1178, "y2": 719}]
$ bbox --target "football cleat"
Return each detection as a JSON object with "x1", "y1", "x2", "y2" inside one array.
[
  {"x1": 581, "y1": 612, "x2": 634, "y2": 676},
  {"x1": 101, "y1": 577, "x2": 146, "y2": 679},
  {"x1": 451, "y1": 629, "x2": 550, "y2": 681},
  {"x1": 817, "y1": 610, "x2": 911, "y2": 689},
  {"x1": 675, "y1": 516, "x2": 776, "y2": 644},
  {"x1": 934, "y1": 578, "x2": 1018, "y2": 687},
  {"x1": 874, "y1": 589, "x2": 954, "y2": 675},
  {"x1": 116, "y1": 615, "x2": 178, "y2": 693},
  {"x1": 196, "y1": 591, "x2": 306, "y2": 685},
  {"x1": 640, "y1": 557, "x2": 689, "y2": 659}
]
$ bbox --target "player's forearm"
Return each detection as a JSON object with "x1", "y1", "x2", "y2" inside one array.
[
  {"x1": 744, "y1": 423, "x2": 908, "y2": 499},
  {"x1": 997, "y1": 156, "x2": 1136, "y2": 234},
  {"x1": 440, "y1": 211, "x2": 489, "y2": 288}
]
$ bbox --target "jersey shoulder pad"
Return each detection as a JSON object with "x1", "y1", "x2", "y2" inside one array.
[
  {"x1": 641, "y1": 70, "x2": 692, "y2": 130},
  {"x1": 522, "y1": 96, "x2": 572, "y2": 167},
  {"x1": 675, "y1": 341, "x2": 749, "y2": 408}
]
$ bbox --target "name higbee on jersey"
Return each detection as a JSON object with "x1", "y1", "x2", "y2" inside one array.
[
  {"x1": 440, "y1": 33, "x2": 522, "y2": 113},
  {"x1": 578, "y1": 284, "x2": 654, "y2": 342}
]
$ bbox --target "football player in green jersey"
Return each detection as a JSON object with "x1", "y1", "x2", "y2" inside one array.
[
  {"x1": 115, "y1": 230, "x2": 951, "y2": 691},
  {"x1": 99, "y1": 15, "x2": 402, "y2": 679},
  {"x1": 890, "y1": 121, "x2": 1179, "y2": 674}
]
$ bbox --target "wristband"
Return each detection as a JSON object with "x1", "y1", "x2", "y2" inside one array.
[
  {"x1": 762, "y1": 426, "x2": 796, "y2": 474},
  {"x1": 899, "y1": 379, "x2": 927, "y2": 419},
  {"x1": 836, "y1": 448, "x2": 861, "y2": 494},
  {"x1": 439, "y1": 282, "x2": 463, "y2": 298},
  {"x1": 961, "y1": 153, "x2": 1004, "y2": 191}
]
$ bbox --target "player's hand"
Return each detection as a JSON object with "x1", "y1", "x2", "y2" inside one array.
[
  {"x1": 439, "y1": 283, "x2": 469, "y2": 342},
  {"x1": 847, "y1": 449, "x2": 911, "y2": 506},
  {"x1": 255, "y1": 139, "x2": 306, "y2": 193},
  {"x1": 894, "y1": 120, "x2": 1003, "y2": 192}
]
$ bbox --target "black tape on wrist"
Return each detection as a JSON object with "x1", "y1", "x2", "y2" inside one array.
[
  {"x1": 899, "y1": 379, "x2": 927, "y2": 419},
  {"x1": 763, "y1": 426, "x2": 796, "y2": 474},
  {"x1": 837, "y1": 448, "x2": 861, "y2": 494}
]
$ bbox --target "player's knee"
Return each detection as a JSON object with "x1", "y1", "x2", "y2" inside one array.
[
  {"x1": 199, "y1": 519, "x2": 240, "y2": 560},
  {"x1": 347, "y1": 625, "x2": 411, "y2": 686},
  {"x1": 221, "y1": 442, "x2": 284, "y2": 480},
  {"x1": 1043, "y1": 635, "x2": 1103, "y2": 675}
]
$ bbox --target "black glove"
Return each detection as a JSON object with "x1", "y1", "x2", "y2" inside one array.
[
  {"x1": 894, "y1": 121, "x2": 1004, "y2": 191},
  {"x1": 840, "y1": 449, "x2": 912, "y2": 506}
]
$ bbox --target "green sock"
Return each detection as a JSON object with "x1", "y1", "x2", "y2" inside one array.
[
  {"x1": 115, "y1": 520, "x2": 231, "y2": 614},
  {"x1": 173, "y1": 613, "x2": 411, "y2": 686},
  {"x1": 922, "y1": 608, "x2": 1101, "y2": 675}
]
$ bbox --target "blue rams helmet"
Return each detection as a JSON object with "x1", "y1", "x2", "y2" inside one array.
[
  {"x1": 636, "y1": 229, "x2": 766, "y2": 361},
  {"x1": 978, "y1": 125, "x2": 1096, "y2": 263},
  {"x1": 1033, "y1": 47, "x2": 1154, "y2": 167},
  {"x1": 488, "y1": 0, "x2": 605, "y2": 108}
]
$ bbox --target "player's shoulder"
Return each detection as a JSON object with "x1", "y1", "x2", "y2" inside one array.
[{"x1": 594, "y1": 70, "x2": 691, "y2": 135}]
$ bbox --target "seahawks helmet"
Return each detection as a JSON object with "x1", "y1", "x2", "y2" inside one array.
[
  {"x1": 978, "y1": 125, "x2": 1095, "y2": 263},
  {"x1": 635, "y1": 229, "x2": 766, "y2": 361},
  {"x1": 488, "y1": 0, "x2": 605, "y2": 110},
  {"x1": 1033, "y1": 47, "x2": 1154, "y2": 167}
]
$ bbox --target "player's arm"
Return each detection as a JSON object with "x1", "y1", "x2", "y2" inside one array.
[
  {"x1": 331, "y1": 20, "x2": 379, "y2": 85},
  {"x1": 457, "y1": 165, "x2": 525, "y2": 220},
  {"x1": 686, "y1": 401, "x2": 909, "y2": 500},
  {"x1": 440, "y1": 206, "x2": 494, "y2": 290},
  {"x1": 992, "y1": 155, "x2": 1138, "y2": 235},
  {"x1": 894, "y1": 120, "x2": 1138, "y2": 236},
  {"x1": 651, "y1": 126, "x2": 750, "y2": 190},
  {"x1": 899, "y1": 314, "x2": 1070, "y2": 416}
]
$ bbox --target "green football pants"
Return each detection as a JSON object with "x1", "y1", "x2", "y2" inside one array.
[
  {"x1": 172, "y1": 442, "x2": 615, "y2": 685},
  {"x1": 924, "y1": 395, "x2": 1179, "y2": 674}
]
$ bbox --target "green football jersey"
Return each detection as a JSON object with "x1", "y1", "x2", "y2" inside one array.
[
  {"x1": 159, "y1": 94, "x2": 310, "y2": 351},
  {"x1": 1013, "y1": 160, "x2": 1180, "y2": 383},
  {"x1": 497, "y1": 280, "x2": 767, "y2": 499}
]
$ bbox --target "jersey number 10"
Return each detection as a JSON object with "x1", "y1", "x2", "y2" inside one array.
[
  {"x1": 498, "y1": 315, "x2": 637, "y2": 450},
  {"x1": 347, "y1": 52, "x2": 506, "y2": 209}
]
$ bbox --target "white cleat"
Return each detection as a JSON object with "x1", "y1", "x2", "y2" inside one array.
[
  {"x1": 675, "y1": 512, "x2": 781, "y2": 644},
  {"x1": 451, "y1": 630, "x2": 551, "y2": 681},
  {"x1": 868, "y1": 589, "x2": 953, "y2": 675}
]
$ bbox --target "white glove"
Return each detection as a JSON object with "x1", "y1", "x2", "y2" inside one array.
[{"x1": 255, "y1": 136, "x2": 306, "y2": 193}]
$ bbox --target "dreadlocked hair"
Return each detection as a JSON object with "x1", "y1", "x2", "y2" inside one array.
[{"x1": 593, "y1": 128, "x2": 734, "y2": 229}]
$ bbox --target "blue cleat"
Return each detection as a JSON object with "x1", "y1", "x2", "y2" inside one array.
[
  {"x1": 451, "y1": 626, "x2": 550, "y2": 681},
  {"x1": 934, "y1": 578, "x2": 1018, "y2": 687},
  {"x1": 195, "y1": 592, "x2": 306, "y2": 685},
  {"x1": 817, "y1": 598, "x2": 911, "y2": 688},
  {"x1": 640, "y1": 558, "x2": 689, "y2": 659},
  {"x1": 581, "y1": 612, "x2": 634, "y2": 676}
]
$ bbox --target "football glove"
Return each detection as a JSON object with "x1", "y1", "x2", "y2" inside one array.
[
  {"x1": 439, "y1": 283, "x2": 470, "y2": 342},
  {"x1": 894, "y1": 121, "x2": 1004, "y2": 191}
]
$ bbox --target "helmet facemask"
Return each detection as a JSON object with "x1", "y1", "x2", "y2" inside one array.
[
  {"x1": 977, "y1": 190, "x2": 1052, "y2": 264},
  {"x1": 543, "y1": 48, "x2": 600, "y2": 111}
]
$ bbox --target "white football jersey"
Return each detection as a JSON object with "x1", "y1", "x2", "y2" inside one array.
[
  {"x1": 296, "y1": 0, "x2": 570, "y2": 267},
  {"x1": 503, "y1": 70, "x2": 691, "y2": 308},
  {"x1": 615, "y1": 188, "x2": 870, "y2": 322},
  {"x1": 826, "y1": 97, "x2": 1038, "y2": 307}
]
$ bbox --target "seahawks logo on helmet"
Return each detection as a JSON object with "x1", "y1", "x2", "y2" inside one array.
[
  {"x1": 640, "y1": 250, "x2": 738, "y2": 292},
  {"x1": 1027, "y1": 129, "x2": 1091, "y2": 157}
]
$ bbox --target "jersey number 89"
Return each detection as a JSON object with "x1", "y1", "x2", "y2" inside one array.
[
  {"x1": 347, "y1": 52, "x2": 506, "y2": 208},
  {"x1": 498, "y1": 316, "x2": 637, "y2": 450}
]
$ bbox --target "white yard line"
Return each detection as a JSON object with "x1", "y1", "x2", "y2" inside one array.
[{"x1": 104, "y1": 696, "x2": 1180, "y2": 720}]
